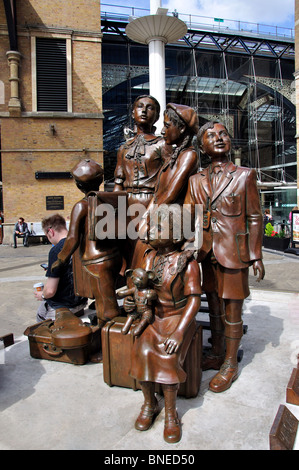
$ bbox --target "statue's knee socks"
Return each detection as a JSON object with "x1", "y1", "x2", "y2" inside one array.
[
  {"x1": 224, "y1": 319, "x2": 243, "y2": 365},
  {"x1": 224, "y1": 319, "x2": 243, "y2": 340}
]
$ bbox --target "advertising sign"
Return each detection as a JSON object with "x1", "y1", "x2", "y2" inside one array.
[{"x1": 291, "y1": 210, "x2": 299, "y2": 243}]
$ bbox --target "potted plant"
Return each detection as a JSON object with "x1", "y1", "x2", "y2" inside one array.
[{"x1": 263, "y1": 223, "x2": 290, "y2": 251}]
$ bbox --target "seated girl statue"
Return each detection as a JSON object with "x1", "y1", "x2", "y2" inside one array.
[{"x1": 124, "y1": 205, "x2": 201, "y2": 444}]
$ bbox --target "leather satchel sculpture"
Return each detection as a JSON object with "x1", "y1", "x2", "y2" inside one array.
[{"x1": 24, "y1": 308, "x2": 100, "y2": 365}]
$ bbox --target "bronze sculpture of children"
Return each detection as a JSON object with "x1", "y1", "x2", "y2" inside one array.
[
  {"x1": 185, "y1": 121, "x2": 265, "y2": 392},
  {"x1": 52, "y1": 159, "x2": 124, "y2": 326},
  {"x1": 113, "y1": 95, "x2": 166, "y2": 209},
  {"x1": 126, "y1": 205, "x2": 201, "y2": 443},
  {"x1": 117, "y1": 268, "x2": 157, "y2": 337}
]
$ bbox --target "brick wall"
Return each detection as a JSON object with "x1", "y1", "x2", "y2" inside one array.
[
  {"x1": 0, "y1": 0, "x2": 103, "y2": 241},
  {"x1": 1, "y1": 117, "x2": 103, "y2": 221},
  {"x1": 17, "y1": 0, "x2": 101, "y2": 32},
  {"x1": 72, "y1": 40, "x2": 102, "y2": 114}
]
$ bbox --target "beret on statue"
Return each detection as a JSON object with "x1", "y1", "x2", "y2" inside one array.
[
  {"x1": 166, "y1": 103, "x2": 199, "y2": 135},
  {"x1": 71, "y1": 158, "x2": 104, "y2": 183}
]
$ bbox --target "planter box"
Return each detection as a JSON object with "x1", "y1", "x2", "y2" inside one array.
[{"x1": 263, "y1": 236, "x2": 290, "y2": 252}]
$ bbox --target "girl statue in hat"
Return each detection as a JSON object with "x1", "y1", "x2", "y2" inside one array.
[
  {"x1": 154, "y1": 103, "x2": 199, "y2": 207},
  {"x1": 133, "y1": 103, "x2": 200, "y2": 265}
]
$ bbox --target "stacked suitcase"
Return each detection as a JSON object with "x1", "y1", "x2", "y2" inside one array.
[{"x1": 101, "y1": 316, "x2": 202, "y2": 398}]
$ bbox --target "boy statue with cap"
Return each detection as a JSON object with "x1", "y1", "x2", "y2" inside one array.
[
  {"x1": 184, "y1": 121, "x2": 265, "y2": 392},
  {"x1": 52, "y1": 158, "x2": 124, "y2": 329}
]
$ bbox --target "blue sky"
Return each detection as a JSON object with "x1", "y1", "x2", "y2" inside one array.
[{"x1": 101, "y1": 0, "x2": 295, "y2": 31}]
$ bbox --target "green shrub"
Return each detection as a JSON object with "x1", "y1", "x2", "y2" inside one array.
[
  {"x1": 278, "y1": 230, "x2": 285, "y2": 239},
  {"x1": 265, "y1": 222, "x2": 285, "y2": 238},
  {"x1": 265, "y1": 222, "x2": 274, "y2": 236}
]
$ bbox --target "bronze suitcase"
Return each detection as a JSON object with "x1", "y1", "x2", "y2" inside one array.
[
  {"x1": 24, "y1": 308, "x2": 101, "y2": 365},
  {"x1": 101, "y1": 316, "x2": 202, "y2": 398}
]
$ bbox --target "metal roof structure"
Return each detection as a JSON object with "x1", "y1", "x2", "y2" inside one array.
[{"x1": 101, "y1": 11, "x2": 294, "y2": 60}]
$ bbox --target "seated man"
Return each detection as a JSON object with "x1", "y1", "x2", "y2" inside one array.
[
  {"x1": 13, "y1": 217, "x2": 30, "y2": 248},
  {"x1": 34, "y1": 214, "x2": 87, "y2": 322}
]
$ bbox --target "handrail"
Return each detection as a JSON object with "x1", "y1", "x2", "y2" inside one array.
[{"x1": 101, "y1": 3, "x2": 294, "y2": 40}]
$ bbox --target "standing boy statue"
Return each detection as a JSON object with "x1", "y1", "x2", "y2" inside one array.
[
  {"x1": 52, "y1": 159, "x2": 124, "y2": 326},
  {"x1": 185, "y1": 121, "x2": 265, "y2": 393}
]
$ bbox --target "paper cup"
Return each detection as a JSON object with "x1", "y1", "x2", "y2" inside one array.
[{"x1": 33, "y1": 282, "x2": 44, "y2": 292}]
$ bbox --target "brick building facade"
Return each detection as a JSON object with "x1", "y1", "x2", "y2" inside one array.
[{"x1": 0, "y1": 0, "x2": 103, "y2": 243}]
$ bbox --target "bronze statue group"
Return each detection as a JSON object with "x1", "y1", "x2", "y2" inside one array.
[{"x1": 55, "y1": 95, "x2": 265, "y2": 444}]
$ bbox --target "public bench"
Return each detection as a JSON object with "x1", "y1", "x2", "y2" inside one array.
[
  {"x1": 28, "y1": 222, "x2": 49, "y2": 244},
  {"x1": 4, "y1": 220, "x2": 70, "y2": 246},
  {"x1": 28, "y1": 221, "x2": 69, "y2": 245}
]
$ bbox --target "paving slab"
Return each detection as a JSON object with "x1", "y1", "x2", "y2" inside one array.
[{"x1": 0, "y1": 244, "x2": 298, "y2": 451}]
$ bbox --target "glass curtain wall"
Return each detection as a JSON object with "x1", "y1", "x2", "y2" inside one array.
[{"x1": 102, "y1": 38, "x2": 296, "y2": 223}]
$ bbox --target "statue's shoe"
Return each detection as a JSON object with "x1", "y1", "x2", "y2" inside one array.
[
  {"x1": 135, "y1": 399, "x2": 159, "y2": 431},
  {"x1": 164, "y1": 412, "x2": 181, "y2": 444},
  {"x1": 209, "y1": 361, "x2": 238, "y2": 393}
]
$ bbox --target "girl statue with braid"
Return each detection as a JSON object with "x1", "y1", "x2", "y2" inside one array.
[
  {"x1": 113, "y1": 95, "x2": 170, "y2": 270},
  {"x1": 113, "y1": 95, "x2": 165, "y2": 210}
]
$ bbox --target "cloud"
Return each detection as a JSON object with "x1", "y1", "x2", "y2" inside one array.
[{"x1": 162, "y1": 0, "x2": 294, "y2": 28}]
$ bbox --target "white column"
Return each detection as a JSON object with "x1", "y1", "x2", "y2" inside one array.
[
  {"x1": 148, "y1": 38, "x2": 166, "y2": 133},
  {"x1": 150, "y1": 0, "x2": 161, "y2": 14},
  {"x1": 126, "y1": 7, "x2": 187, "y2": 134}
]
